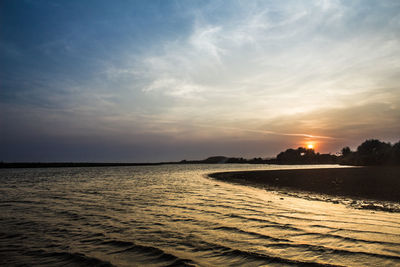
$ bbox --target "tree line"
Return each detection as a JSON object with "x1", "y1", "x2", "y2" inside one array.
[
  {"x1": 270, "y1": 139, "x2": 400, "y2": 165},
  {"x1": 1, "y1": 139, "x2": 399, "y2": 168},
  {"x1": 183, "y1": 139, "x2": 400, "y2": 166},
  {"x1": 339, "y1": 139, "x2": 400, "y2": 166}
]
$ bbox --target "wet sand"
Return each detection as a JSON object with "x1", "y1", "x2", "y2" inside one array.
[{"x1": 209, "y1": 166, "x2": 400, "y2": 203}]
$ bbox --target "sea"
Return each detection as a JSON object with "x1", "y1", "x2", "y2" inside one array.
[{"x1": 1, "y1": 164, "x2": 399, "y2": 266}]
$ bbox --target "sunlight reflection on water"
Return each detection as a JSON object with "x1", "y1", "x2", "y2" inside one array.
[{"x1": 0, "y1": 164, "x2": 399, "y2": 266}]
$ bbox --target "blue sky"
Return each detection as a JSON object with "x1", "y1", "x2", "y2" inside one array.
[{"x1": 1, "y1": 0, "x2": 400, "y2": 162}]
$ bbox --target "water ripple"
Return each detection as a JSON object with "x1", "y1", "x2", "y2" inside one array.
[{"x1": 0, "y1": 164, "x2": 399, "y2": 266}]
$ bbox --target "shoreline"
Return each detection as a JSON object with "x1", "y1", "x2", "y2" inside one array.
[
  {"x1": 209, "y1": 167, "x2": 400, "y2": 203},
  {"x1": 0, "y1": 162, "x2": 166, "y2": 169},
  {"x1": 0, "y1": 162, "x2": 346, "y2": 169}
]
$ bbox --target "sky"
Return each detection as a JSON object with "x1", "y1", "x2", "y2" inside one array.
[{"x1": 1, "y1": 0, "x2": 400, "y2": 162}]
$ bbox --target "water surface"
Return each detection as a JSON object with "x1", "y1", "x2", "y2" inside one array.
[{"x1": 1, "y1": 164, "x2": 399, "y2": 266}]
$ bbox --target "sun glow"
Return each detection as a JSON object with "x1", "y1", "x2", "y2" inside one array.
[{"x1": 306, "y1": 142, "x2": 316, "y2": 150}]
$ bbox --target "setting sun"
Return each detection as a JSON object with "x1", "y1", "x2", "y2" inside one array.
[{"x1": 306, "y1": 142, "x2": 316, "y2": 149}]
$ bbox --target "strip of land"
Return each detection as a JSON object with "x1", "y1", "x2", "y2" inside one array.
[
  {"x1": 209, "y1": 167, "x2": 400, "y2": 203},
  {"x1": 0, "y1": 162, "x2": 167, "y2": 168}
]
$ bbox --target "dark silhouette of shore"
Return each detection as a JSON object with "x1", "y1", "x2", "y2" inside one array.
[
  {"x1": 339, "y1": 139, "x2": 400, "y2": 166},
  {"x1": 209, "y1": 167, "x2": 400, "y2": 203},
  {"x1": 1, "y1": 139, "x2": 399, "y2": 168},
  {"x1": 179, "y1": 139, "x2": 400, "y2": 166},
  {"x1": 0, "y1": 162, "x2": 166, "y2": 169}
]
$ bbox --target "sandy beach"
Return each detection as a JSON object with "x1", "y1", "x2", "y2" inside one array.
[{"x1": 209, "y1": 166, "x2": 400, "y2": 203}]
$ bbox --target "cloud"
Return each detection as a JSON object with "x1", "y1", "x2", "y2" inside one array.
[
  {"x1": 1, "y1": 0, "x2": 400, "y2": 161},
  {"x1": 261, "y1": 99, "x2": 400, "y2": 149},
  {"x1": 52, "y1": 1, "x2": 400, "y2": 142},
  {"x1": 190, "y1": 25, "x2": 224, "y2": 60},
  {"x1": 130, "y1": 2, "x2": 398, "y2": 125},
  {"x1": 143, "y1": 77, "x2": 206, "y2": 99}
]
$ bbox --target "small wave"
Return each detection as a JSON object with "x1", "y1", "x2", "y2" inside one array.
[
  {"x1": 307, "y1": 224, "x2": 400, "y2": 237},
  {"x1": 278, "y1": 190, "x2": 400, "y2": 214},
  {"x1": 194, "y1": 241, "x2": 342, "y2": 266},
  {"x1": 273, "y1": 213, "x2": 400, "y2": 229},
  {"x1": 50, "y1": 251, "x2": 113, "y2": 266},
  {"x1": 290, "y1": 231, "x2": 400, "y2": 247},
  {"x1": 214, "y1": 226, "x2": 290, "y2": 242},
  {"x1": 225, "y1": 213, "x2": 304, "y2": 232},
  {"x1": 265, "y1": 242, "x2": 400, "y2": 261},
  {"x1": 105, "y1": 240, "x2": 196, "y2": 266},
  {"x1": 24, "y1": 249, "x2": 113, "y2": 266},
  {"x1": 0, "y1": 232, "x2": 22, "y2": 239},
  {"x1": 221, "y1": 248, "x2": 343, "y2": 266}
]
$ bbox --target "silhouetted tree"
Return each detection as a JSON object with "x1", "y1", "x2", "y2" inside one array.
[
  {"x1": 392, "y1": 141, "x2": 400, "y2": 165},
  {"x1": 341, "y1": 147, "x2": 351, "y2": 156},
  {"x1": 338, "y1": 139, "x2": 400, "y2": 166},
  {"x1": 275, "y1": 147, "x2": 334, "y2": 164},
  {"x1": 356, "y1": 139, "x2": 392, "y2": 165}
]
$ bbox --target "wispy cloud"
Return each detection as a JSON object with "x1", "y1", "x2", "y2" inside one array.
[
  {"x1": 1, "y1": 0, "x2": 400, "y2": 160},
  {"x1": 126, "y1": 0, "x2": 400, "y2": 127}
]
